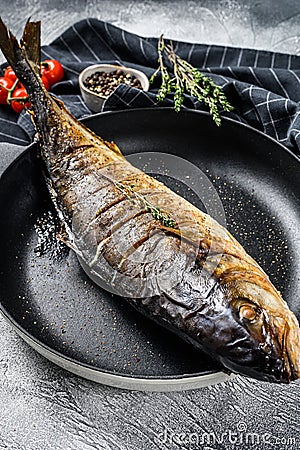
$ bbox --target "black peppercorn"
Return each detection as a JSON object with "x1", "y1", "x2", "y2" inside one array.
[{"x1": 83, "y1": 69, "x2": 143, "y2": 97}]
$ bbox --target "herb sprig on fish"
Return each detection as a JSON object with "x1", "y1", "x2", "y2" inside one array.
[
  {"x1": 150, "y1": 35, "x2": 234, "y2": 126},
  {"x1": 114, "y1": 181, "x2": 175, "y2": 228}
]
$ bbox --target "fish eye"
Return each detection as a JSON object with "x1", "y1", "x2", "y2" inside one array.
[{"x1": 239, "y1": 304, "x2": 260, "y2": 323}]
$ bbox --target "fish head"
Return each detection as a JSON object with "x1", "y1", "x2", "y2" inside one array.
[{"x1": 219, "y1": 280, "x2": 300, "y2": 383}]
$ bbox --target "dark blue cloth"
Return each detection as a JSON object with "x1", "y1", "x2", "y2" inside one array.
[{"x1": 0, "y1": 18, "x2": 300, "y2": 155}]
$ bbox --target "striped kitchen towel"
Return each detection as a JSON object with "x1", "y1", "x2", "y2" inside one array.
[{"x1": 0, "y1": 18, "x2": 300, "y2": 154}]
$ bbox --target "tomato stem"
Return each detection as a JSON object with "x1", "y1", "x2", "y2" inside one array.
[
  {"x1": 10, "y1": 96, "x2": 28, "y2": 102},
  {"x1": 6, "y1": 79, "x2": 21, "y2": 104}
]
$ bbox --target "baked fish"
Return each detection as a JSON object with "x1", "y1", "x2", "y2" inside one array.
[{"x1": 0, "y1": 18, "x2": 299, "y2": 383}]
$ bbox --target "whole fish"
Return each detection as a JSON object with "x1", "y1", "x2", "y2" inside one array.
[{"x1": 0, "y1": 18, "x2": 299, "y2": 383}]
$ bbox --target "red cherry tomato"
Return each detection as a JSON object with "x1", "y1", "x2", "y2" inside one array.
[
  {"x1": 0, "y1": 76, "x2": 14, "y2": 104},
  {"x1": 41, "y1": 75, "x2": 50, "y2": 91},
  {"x1": 4, "y1": 66, "x2": 17, "y2": 82},
  {"x1": 10, "y1": 87, "x2": 31, "y2": 113},
  {"x1": 41, "y1": 59, "x2": 64, "y2": 86}
]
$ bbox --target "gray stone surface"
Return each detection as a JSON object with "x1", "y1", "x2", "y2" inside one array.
[
  {"x1": 0, "y1": 0, "x2": 300, "y2": 62},
  {"x1": 0, "y1": 1, "x2": 300, "y2": 450}
]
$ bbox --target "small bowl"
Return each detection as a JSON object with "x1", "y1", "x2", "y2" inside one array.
[{"x1": 79, "y1": 64, "x2": 149, "y2": 113}]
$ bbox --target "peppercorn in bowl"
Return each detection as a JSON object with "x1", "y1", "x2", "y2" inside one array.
[{"x1": 79, "y1": 64, "x2": 149, "y2": 112}]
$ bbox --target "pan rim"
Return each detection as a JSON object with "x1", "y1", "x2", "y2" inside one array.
[{"x1": 0, "y1": 107, "x2": 299, "y2": 390}]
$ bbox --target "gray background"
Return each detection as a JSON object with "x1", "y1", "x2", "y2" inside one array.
[{"x1": 0, "y1": 1, "x2": 300, "y2": 449}]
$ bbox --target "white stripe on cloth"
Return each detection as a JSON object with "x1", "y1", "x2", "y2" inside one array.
[
  {"x1": 283, "y1": 98, "x2": 290, "y2": 117},
  {"x1": 76, "y1": 95, "x2": 92, "y2": 114},
  {"x1": 173, "y1": 41, "x2": 179, "y2": 54},
  {"x1": 242, "y1": 97, "x2": 287, "y2": 117},
  {"x1": 108, "y1": 88, "x2": 157, "y2": 108},
  {"x1": 103, "y1": 22, "x2": 122, "y2": 61},
  {"x1": 220, "y1": 46, "x2": 228, "y2": 68},
  {"x1": 0, "y1": 116, "x2": 23, "y2": 126},
  {"x1": 249, "y1": 66, "x2": 262, "y2": 86},
  {"x1": 288, "y1": 69, "x2": 300, "y2": 86},
  {"x1": 239, "y1": 86, "x2": 252, "y2": 96},
  {"x1": 270, "y1": 52, "x2": 276, "y2": 69},
  {"x1": 248, "y1": 85, "x2": 261, "y2": 124},
  {"x1": 139, "y1": 38, "x2": 148, "y2": 63},
  {"x1": 202, "y1": 69, "x2": 228, "y2": 86},
  {"x1": 87, "y1": 19, "x2": 122, "y2": 62},
  {"x1": 59, "y1": 36, "x2": 82, "y2": 62},
  {"x1": 227, "y1": 66, "x2": 237, "y2": 79},
  {"x1": 188, "y1": 43, "x2": 195, "y2": 62},
  {"x1": 0, "y1": 131, "x2": 28, "y2": 144},
  {"x1": 254, "y1": 50, "x2": 259, "y2": 68},
  {"x1": 41, "y1": 47, "x2": 80, "y2": 75},
  {"x1": 290, "y1": 129, "x2": 300, "y2": 140},
  {"x1": 127, "y1": 89, "x2": 149, "y2": 106},
  {"x1": 265, "y1": 91, "x2": 279, "y2": 140},
  {"x1": 269, "y1": 68, "x2": 289, "y2": 98},
  {"x1": 287, "y1": 54, "x2": 292, "y2": 70},
  {"x1": 72, "y1": 24, "x2": 99, "y2": 60},
  {"x1": 202, "y1": 45, "x2": 211, "y2": 68},
  {"x1": 121, "y1": 29, "x2": 131, "y2": 54},
  {"x1": 264, "y1": 114, "x2": 292, "y2": 127},
  {"x1": 237, "y1": 48, "x2": 244, "y2": 67},
  {"x1": 66, "y1": 97, "x2": 93, "y2": 114}
]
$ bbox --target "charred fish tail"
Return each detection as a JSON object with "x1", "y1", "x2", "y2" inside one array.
[{"x1": 0, "y1": 18, "x2": 50, "y2": 139}]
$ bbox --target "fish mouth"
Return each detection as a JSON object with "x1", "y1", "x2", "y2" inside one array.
[
  {"x1": 246, "y1": 310, "x2": 300, "y2": 383},
  {"x1": 221, "y1": 352, "x2": 299, "y2": 384},
  {"x1": 219, "y1": 312, "x2": 300, "y2": 383},
  {"x1": 257, "y1": 314, "x2": 300, "y2": 383},
  {"x1": 278, "y1": 316, "x2": 300, "y2": 383}
]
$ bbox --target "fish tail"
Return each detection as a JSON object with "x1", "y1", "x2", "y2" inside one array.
[
  {"x1": 0, "y1": 18, "x2": 124, "y2": 158},
  {"x1": 0, "y1": 17, "x2": 43, "y2": 92},
  {"x1": 0, "y1": 17, "x2": 51, "y2": 139},
  {"x1": 20, "y1": 18, "x2": 41, "y2": 71}
]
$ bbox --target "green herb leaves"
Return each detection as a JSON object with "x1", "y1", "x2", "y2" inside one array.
[
  {"x1": 114, "y1": 181, "x2": 175, "y2": 228},
  {"x1": 150, "y1": 35, "x2": 234, "y2": 126},
  {"x1": 144, "y1": 203, "x2": 175, "y2": 228}
]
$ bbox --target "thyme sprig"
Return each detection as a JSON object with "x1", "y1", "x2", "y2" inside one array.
[
  {"x1": 114, "y1": 181, "x2": 175, "y2": 228},
  {"x1": 150, "y1": 35, "x2": 234, "y2": 126}
]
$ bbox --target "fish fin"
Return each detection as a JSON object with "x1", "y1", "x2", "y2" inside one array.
[
  {"x1": 45, "y1": 176, "x2": 84, "y2": 257},
  {"x1": 0, "y1": 16, "x2": 41, "y2": 74},
  {"x1": 0, "y1": 17, "x2": 22, "y2": 68},
  {"x1": 0, "y1": 17, "x2": 44, "y2": 90},
  {"x1": 56, "y1": 224, "x2": 83, "y2": 256},
  {"x1": 20, "y1": 19, "x2": 41, "y2": 74}
]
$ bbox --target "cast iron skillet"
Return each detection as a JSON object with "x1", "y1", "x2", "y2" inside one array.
[{"x1": 0, "y1": 109, "x2": 299, "y2": 391}]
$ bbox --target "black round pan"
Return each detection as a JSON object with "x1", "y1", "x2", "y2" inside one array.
[{"x1": 0, "y1": 108, "x2": 299, "y2": 391}]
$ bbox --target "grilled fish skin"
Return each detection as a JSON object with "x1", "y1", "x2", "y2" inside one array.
[{"x1": 0, "y1": 18, "x2": 299, "y2": 383}]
